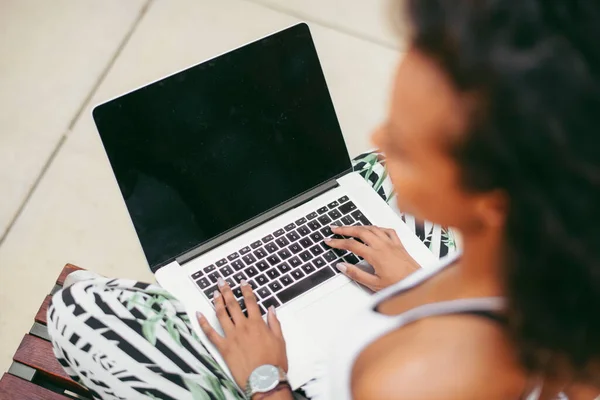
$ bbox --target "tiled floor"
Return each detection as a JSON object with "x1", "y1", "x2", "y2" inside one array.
[{"x1": 0, "y1": 0, "x2": 406, "y2": 372}]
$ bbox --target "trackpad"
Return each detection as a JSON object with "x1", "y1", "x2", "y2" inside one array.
[{"x1": 281, "y1": 282, "x2": 371, "y2": 388}]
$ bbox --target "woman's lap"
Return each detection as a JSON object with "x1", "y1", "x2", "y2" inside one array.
[{"x1": 48, "y1": 151, "x2": 457, "y2": 399}]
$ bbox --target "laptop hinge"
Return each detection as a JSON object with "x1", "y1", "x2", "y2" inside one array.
[{"x1": 176, "y1": 175, "x2": 346, "y2": 265}]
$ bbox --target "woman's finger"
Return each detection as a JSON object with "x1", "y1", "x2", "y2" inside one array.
[
  {"x1": 240, "y1": 280, "x2": 261, "y2": 319},
  {"x1": 267, "y1": 306, "x2": 284, "y2": 339},
  {"x1": 218, "y1": 278, "x2": 245, "y2": 324},
  {"x1": 325, "y1": 237, "x2": 371, "y2": 258},
  {"x1": 210, "y1": 292, "x2": 234, "y2": 335},
  {"x1": 331, "y1": 225, "x2": 379, "y2": 246},
  {"x1": 336, "y1": 262, "x2": 379, "y2": 288},
  {"x1": 196, "y1": 312, "x2": 226, "y2": 350},
  {"x1": 365, "y1": 225, "x2": 392, "y2": 241},
  {"x1": 381, "y1": 228, "x2": 402, "y2": 245}
]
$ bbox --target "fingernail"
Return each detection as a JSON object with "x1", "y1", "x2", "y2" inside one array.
[
  {"x1": 213, "y1": 290, "x2": 220, "y2": 299},
  {"x1": 240, "y1": 279, "x2": 249, "y2": 286},
  {"x1": 196, "y1": 311, "x2": 203, "y2": 320},
  {"x1": 269, "y1": 305, "x2": 276, "y2": 315},
  {"x1": 330, "y1": 225, "x2": 338, "y2": 229},
  {"x1": 217, "y1": 277, "x2": 225, "y2": 288},
  {"x1": 324, "y1": 237, "x2": 332, "y2": 242},
  {"x1": 336, "y1": 263, "x2": 347, "y2": 273}
]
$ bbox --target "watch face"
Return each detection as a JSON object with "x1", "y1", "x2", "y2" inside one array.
[{"x1": 250, "y1": 365, "x2": 279, "y2": 392}]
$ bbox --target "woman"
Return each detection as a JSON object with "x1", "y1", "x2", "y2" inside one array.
[{"x1": 48, "y1": 0, "x2": 600, "y2": 398}]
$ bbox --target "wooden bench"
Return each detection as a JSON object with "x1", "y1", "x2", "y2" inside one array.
[{"x1": 0, "y1": 264, "x2": 92, "y2": 400}]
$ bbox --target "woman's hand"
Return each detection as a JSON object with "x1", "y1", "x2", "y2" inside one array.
[
  {"x1": 196, "y1": 278, "x2": 288, "y2": 389},
  {"x1": 325, "y1": 225, "x2": 420, "y2": 292}
]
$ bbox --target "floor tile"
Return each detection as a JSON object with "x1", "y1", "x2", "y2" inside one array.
[
  {"x1": 0, "y1": 0, "x2": 400, "y2": 372},
  {"x1": 245, "y1": 0, "x2": 407, "y2": 49},
  {"x1": 0, "y1": 0, "x2": 147, "y2": 239}
]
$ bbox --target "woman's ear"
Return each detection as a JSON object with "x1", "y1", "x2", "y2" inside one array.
[{"x1": 476, "y1": 189, "x2": 509, "y2": 229}]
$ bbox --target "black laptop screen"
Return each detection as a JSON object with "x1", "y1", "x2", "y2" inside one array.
[{"x1": 93, "y1": 24, "x2": 351, "y2": 270}]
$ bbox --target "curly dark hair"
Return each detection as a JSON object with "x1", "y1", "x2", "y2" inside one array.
[{"x1": 406, "y1": 0, "x2": 600, "y2": 382}]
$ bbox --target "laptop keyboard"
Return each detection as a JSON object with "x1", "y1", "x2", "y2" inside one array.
[{"x1": 190, "y1": 195, "x2": 371, "y2": 316}]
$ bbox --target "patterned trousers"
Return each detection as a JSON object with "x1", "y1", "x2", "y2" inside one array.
[{"x1": 47, "y1": 151, "x2": 457, "y2": 399}]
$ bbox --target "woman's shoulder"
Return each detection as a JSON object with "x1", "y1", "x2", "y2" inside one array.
[{"x1": 351, "y1": 314, "x2": 527, "y2": 400}]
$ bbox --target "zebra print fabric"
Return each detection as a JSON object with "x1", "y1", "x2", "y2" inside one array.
[{"x1": 47, "y1": 151, "x2": 457, "y2": 399}]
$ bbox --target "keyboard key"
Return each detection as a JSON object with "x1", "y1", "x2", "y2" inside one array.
[
  {"x1": 245, "y1": 266, "x2": 259, "y2": 278},
  {"x1": 259, "y1": 305, "x2": 267, "y2": 316},
  {"x1": 277, "y1": 262, "x2": 292, "y2": 273},
  {"x1": 310, "y1": 245, "x2": 324, "y2": 256},
  {"x1": 216, "y1": 259, "x2": 227, "y2": 267},
  {"x1": 333, "y1": 248, "x2": 348, "y2": 258},
  {"x1": 313, "y1": 257, "x2": 326, "y2": 268},
  {"x1": 344, "y1": 254, "x2": 360, "y2": 264},
  {"x1": 266, "y1": 268, "x2": 281, "y2": 280},
  {"x1": 196, "y1": 277, "x2": 210, "y2": 289},
  {"x1": 302, "y1": 263, "x2": 316, "y2": 274},
  {"x1": 238, "y1": 298, "x2": 247, "y2": 313},
  {"x1": 341, "y1": 215, "x2": 355, "y2": 225},
  {"x1": 295, "y1": 217, "x2": 307, "y2": 225},
  {"x1": 328, "y1": 209, "x2": 342, "y2": 220},
  {"x1": 262, "y1": 234, "x2": 274, "y2": 243},
  {"x1": 274, "y1": 229, "x2": 285, "y2": 237},
  {"x1": 310, "y1": 232, "x2": 324, "y2": 242},
  {"x1": 291, "y1": 269, "x2": 305, "y2": 280},
  {"x1": 320, "y1": 241, "x2": 331, "y2": 251},
  {"x1": 251, "y1": 240, "x2": 262, "y2": 249},
  {"x1": 227, "y1": 252, "x2": 239, "y2": 261},
  {"x1": 225, "y1": 277, "x2": 235, "y2": 287},
  {"x1": 204, "y1": 264, "x2": 216, "y2": 273},
  {"x1": 339, "y1": 201, "x2": 357, "y2": 215},
  {"x1": 284, "y1": 223, "x2": 296, "y2": 232},
  {"x1": 338, "y1": 195, "x2": 349, "y2": 203},
  {"x1": 267, "y1": 255, "x2": 281, "y2": 266},
  {"x1": 277, "y1": 267, "x2": 335, "y2": 304},
  {"x1": 275, "y1": 237, "x2": 290, "y2": 247},
  {"x1": 247, "y1": 280, "x2": 257, "y2": 290},
  {"x1": 221, "y1": 266, "x2": 234, "y2": 277},
  {"x1": 306, "y1": 211, "x2": 318, "y2": 220},
  {"x1": 297, "y1": 225, "x2": 311, "y2": 236},
  {"x1": 289, "y1": 256, "x2": 302, "y2": 268},
  {"x1": 208, "y1": 271, "x2": 222, "y2": 283},
  {"x1": 240, "y1": 246, "x2": 251, "y2": 255},
  {"x1": 323, "y1": 251, "x2": 337, "y2": 262},
  {"x1": 262, "y1": 297, "x2": 281, "y2": 310},
  {"x1": 255, "y1": 274, "x2": 269, "y2": 286},
  {"x1": 192, "y1": 270, "x2": 204, "y2": 279},
  {"x1": 289, "y1": 243, "x2": 302, "y2": 254},
  {"x1": 307, "y1": 220, "x2": 321, "y2": 231},
  {"x1": 327, "y1": 201, "x2": 339, "y2": 209},
  {"x1": 299, "y1": 250, "x2": 313, "y2": 262},
  {"x1": 286, "y1": 231, "x2": 300, "y2": 242},
  {"x1": 257, "y1": 287, "x2": 271, "y2": 299},
  {"x1": 265, "y1": 242, "x2": 279, "y2": 253},
  {"x1": 269, "y1": 281, "x2": 283, "y2": 292},
  {"x1": 242, "y1": 254, "x2": 257, "y2": 265},
  {"x1": 255, "y1": 260, "x2": 270, "y2": 271},
  {"x1": 277, "y1": 248, "x2": 292, "y2": 260},
  {"x1": 280, "y1": 275, "x2": 294, "y2": 286},
  {"x1": 233, "y1": 272, "x2": 247, "y2": 284},
  {"x1": 254, "y1": 248, "x2": 268, "y2": 259},
  {"x1": 351, "y1": 210, "x2": 371, "y2": 225},
  {"x1": 299, "y1": 238, "x2": 313, "y2": 248},
  {"x1": 317, "y1": 206, "x2": 328, "y2": 214},
  {"x1": 318, "y1": 215, "x2": 332, "y2": 225},
  {"x1": 204, "y1": 284, "x2": 218, "y2": 299},
  {"x1": 320, "y1": 226, "x2": 333, "y2": 237},
  {"x1": 231, "y1": 260, "x2": 245, "y2": 271},
  {"x1": 233, "y1": 287, "x2": 243, "y2": 299}
]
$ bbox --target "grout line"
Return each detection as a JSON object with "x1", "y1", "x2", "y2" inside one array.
[
  {"x1": 67, "y1": 0, "x2": 154, "y2": 130},
  {"x1": 0, "y1": 0, "x2": 154, "y2": 247},
  {"x1": 0, "y1": 135, "x2": 68, "y2": 247},
  {"x1": 241, "y1": 0, "x2": 401, "y2": 51}
]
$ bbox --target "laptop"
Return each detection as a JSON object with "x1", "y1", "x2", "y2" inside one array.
[{"x1": 92, "y1": 23, "x2": 435, "y2": 389}]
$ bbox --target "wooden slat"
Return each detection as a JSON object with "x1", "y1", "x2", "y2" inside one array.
[
  {"x1": 13, "y1": 334, "x2": 84, "y2": 393},
  {"x1": 55, "y1": 264, "x2": 82, "y2": 287},
  {"x1": 34, "y1": 296, "x2": 52, "y2": 325},
  {"x1": 0, "y1": 373, "x2": 71, "y2": 400}
]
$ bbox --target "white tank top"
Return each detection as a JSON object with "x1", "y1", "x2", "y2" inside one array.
[{"x1": 302, "y1": 252, "x2": 511, "y2": 399}]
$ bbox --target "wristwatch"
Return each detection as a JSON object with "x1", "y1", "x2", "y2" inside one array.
[{"x1": 245, "y1": 364, "x2": 288, "y2": 399}]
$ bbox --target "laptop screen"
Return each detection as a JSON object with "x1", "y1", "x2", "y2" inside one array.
[{"x1": 93, "y1": 23, "x2": 351, "y2": 270}]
